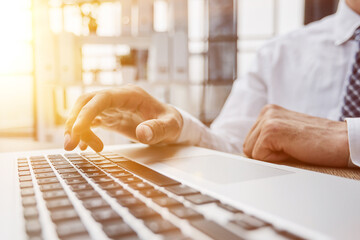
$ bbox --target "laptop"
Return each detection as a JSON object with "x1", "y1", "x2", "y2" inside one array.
[{"x1": 1, "y1": 143, "x2": 359, "y2": 240}]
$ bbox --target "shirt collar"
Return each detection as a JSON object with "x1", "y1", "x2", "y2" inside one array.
[{"x1": 334, "y1": 0, "x2": 360, "y2": 46}]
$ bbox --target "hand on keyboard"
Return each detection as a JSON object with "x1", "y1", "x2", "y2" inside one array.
[{"x1": 64, "y1": 85, "x2": 183, "y2": 152}]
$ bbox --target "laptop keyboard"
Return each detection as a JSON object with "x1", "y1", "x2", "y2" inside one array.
[{"x1": 17, "y1": 152, "x2": 304, "y2": 240}]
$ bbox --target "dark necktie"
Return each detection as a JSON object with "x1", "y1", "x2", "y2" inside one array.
[{"x1": 340, "y1": 27, "x2": 360, "y2": 121}]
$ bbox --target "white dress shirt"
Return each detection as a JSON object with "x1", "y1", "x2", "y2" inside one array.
[{"x1": 176, "y1": 1, "x2": 360, "y2": 167}]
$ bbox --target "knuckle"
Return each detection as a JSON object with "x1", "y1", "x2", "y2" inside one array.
[
  {"x1": 263, "y1": 104, "x2": 278, "y2": 112},
  {"x1": 262, "y1": 104, "x2": 281, "y2": 119},
  {"x1": 263, "y1": 119, "x2": 281, "y2": 134},
  {"x1": 125, "y1": 84, "x2": 143, "y2": 92},
  {"x1": 78, "y1": 93, "x2": 91, "y2": 103}
]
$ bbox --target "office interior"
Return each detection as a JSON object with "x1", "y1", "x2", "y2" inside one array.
[{"x1": 0, "y1": 0, "x2": 337, "y2": 152}]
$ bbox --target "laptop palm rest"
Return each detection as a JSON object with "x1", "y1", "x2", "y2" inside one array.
[{"x1": 162, "y1": 155, "x2": 293, "y2": 184}]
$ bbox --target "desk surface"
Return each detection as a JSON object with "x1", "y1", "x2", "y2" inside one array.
[{"x1": 281, "y1": 161, "x2": 360, "y2": 180}]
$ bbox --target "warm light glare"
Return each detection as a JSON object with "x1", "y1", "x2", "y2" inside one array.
[
  {"x1": 0, "y1": 1, "x2": 32, "y2": 74},
  {"x1": 0, "y1": 1, "x2": 33, "y2": 131}
]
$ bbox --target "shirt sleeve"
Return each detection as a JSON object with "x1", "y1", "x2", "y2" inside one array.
[
  {"x1": 345, "y1": 118, "x2": 360, "y2": 167},
  {"x1": 175, "y1": 45, "x2": 273, "y2": 154}
]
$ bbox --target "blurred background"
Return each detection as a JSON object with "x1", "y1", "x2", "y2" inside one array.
[{"x1": 0, "y1": 0, "x2": 338, "y2": 152}]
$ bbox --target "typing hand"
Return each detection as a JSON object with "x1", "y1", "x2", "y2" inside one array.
[
  {"x1": 243, "y1": 104, "x2": 349, "y2": 167},
  {"x1": 64, "y1": 85, "x2": 183, "y2": 152}
]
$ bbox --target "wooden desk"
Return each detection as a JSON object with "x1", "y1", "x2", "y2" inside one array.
[{"x1": 281, "y1": 161, "x2": 360, "y2": 180}]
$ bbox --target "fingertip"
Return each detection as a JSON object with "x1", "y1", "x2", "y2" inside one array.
[
  {"x1": 90, "y1": 141, "x2": 104, "y2": 153},
  {"x1": 80, "y1": 131, "x2": 104, "y2": 153},
  {"x1": 136, "y1": 124, "x2": 154, "y2": 144},
  {"x1": 79, "y1": 141, "x2": 88, "y2": 151},
  {"x1": 64, "y1": 134, "x2": 80, "y2": 151}
]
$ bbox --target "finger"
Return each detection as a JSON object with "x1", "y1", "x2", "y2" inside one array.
[
  {"x1": 64, "y1": 133, "x2": 80, "y2": 151},
  {"x1": 64, "y1": 93, "x2": 94, "y2": 151},
  {"x1": 64, "y1": 93, "x2": 94, "y2": 135},
  {"x1": 243, "y1": 119, "x2": 263, "y2": 157},
  {"x1": 80, "y1": 130, "x2": 104, "y2": 152},
  {"x1": 252, "y1": 134, "x2": 290, "y2": 162},
  {"x1": 136, "y1": 117, "x2": 180, "y2": 145},
  {"x1": 72, "y1": 93, "x2": 112, "y2": 135},
  {"x1": 79, "y1": 140, "x2": 88, "y2": 151},
  {"x1": 91, "y1": 117, "x2": 102, "y2": 128}
]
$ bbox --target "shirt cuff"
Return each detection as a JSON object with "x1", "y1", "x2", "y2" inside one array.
[
  {"x1": 173, "y1": 107, "x2": 203, "y2": 146},
  {"x1": 345, "y1": 118, "x2": 360, "y2": 167}
]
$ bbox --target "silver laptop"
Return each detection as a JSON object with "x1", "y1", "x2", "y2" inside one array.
[{"x1": 0, "y1": 143, "x2": 359, "y2": 240}]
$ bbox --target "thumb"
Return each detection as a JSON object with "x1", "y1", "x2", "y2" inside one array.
[{"x1": 136, "y1": 118, "x2": 180, "y2": 145}]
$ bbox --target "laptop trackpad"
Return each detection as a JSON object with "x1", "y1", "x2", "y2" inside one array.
[{"x1": 163, "y1": 155, "x2": 293, "y2": 184}]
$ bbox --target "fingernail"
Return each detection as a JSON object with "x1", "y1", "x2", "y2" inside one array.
[
  {"x1": 142, "y1": 125, "x2": 153, "y2": 142},
  {"x1": 64, "y1": 133, "x2": 71, "y2": 149}
]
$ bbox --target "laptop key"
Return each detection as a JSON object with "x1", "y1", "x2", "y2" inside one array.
[
  {"x1": 117, "y1": 196, "x2": 143, "y2": 208},
  {"x1": 19, "y1": 171, "x2": 31, "y2": 176},
  {"x1": 118, "y1": 176, "x2": 142, "y2": 184},
  {"x1": 26, "y1": 218, "x2": 42, "y2": 236},
  {"x1": 33, "y1": 168, "x2": 53, "y2": 174},
  {"x1": 47, "y1": 198, "x2": 73, "y2": 210},
  {"x1": 144, "y1": 218, "x2": 178, "y2": 234},
  {"x1": 64, "y1": 177, "x2": 87, "y2": 185},
  {"x1": 91, "y1": 176, "x2": 113, "y2": 184},
  {"x1": 22, "y1": 196, "x2": 37, "y2": 206},
  {"x1": 92, "y1": 208, "x2": 122, "y2": 223},
  {"x1": 34, "y1": 172, "x2": 56, "y2": 179},
  {"x1": 18, "y1": 166, "x2": 30, "y2": 171},
  {"x1": 20, "y1": 182, "x2": 34, "y2": 189},
  {"x1": 84, "y1": 172, "x2": 105, "y2": 178},
  {"x1": 83, "y1": 198, "x2": 110, "y2": 210},
  {"x1": 51, "y1": 208, "x2": 79, "y2": 222},
  {"x1": 190, "y1": 219, "x2": 244, "y2": 240},
  {"x1": 21, "y1": 188, "x2": 35, "y2": 197},
  {"x1": 110, "y1": 172, "x2": 132, "y2": 178},
  {"x1": 170, "y1": 206, "x2": 203, "y2": 219},
  {"x1": 217, "y1": 203, "x2": 243, "y2": 213},
  {"x1": 152, "y1": 196, "x2": 182, "y2": 208},
  {"x1": 39, "y1": 183, "x2": 63, "y2": 192},
  {"x1": 56, "y1": 219, "x2": 88, "y2": 238},
  {"x1": 102, "y1": 221, "x2": 136, "y2": 238},
  {"x1": 37, "y1": 178, "x2": 59, "y2": 185},
  {"x1": 43, "y1": 190, "x2": 67, "y2": 200},
  {"x1": 165, "y1": 185, "x2": 199, "y2": 196},
  {"x1": 19, "y1": 175, "x2": 32, "y2": 182},
  {"x1": 53, "y1": 165, "x2": 72, "y2": 170},
  {"x1": 58, "y1": 169, "x2": 79, "y2": 174},
  {"x1": 70, "y1": 184, "x2": 93, "y2": 192},
  {"x1": 23, "y1": 206, "x2": 39, "y2": 219},
  {"x1": 115, "y1": 161, "x2": 180, "y2": 187},
  {"x1": 107, "y1": 188, "x2": 131, "y2": 198},
  {"x1": 99, "y1": 164, "x2": 118, "y2": 168},
  {"x1": 128, "y1": 182, "x2": 152, "y2": 191},
  {"x1": 185, "y1": 194, "x2": 219, "y2": 205},
  {"x1": 61, "y1": 173, "x2": 82, "y2": 179},
  {"x1": 98, "y1": 182, "x2": 122, "y2": 191},
  {"x1": 31, "y1": 164, "x2": 50, "y2": 169},
  {"x1": 230, "y1": 216, "x2": 269, "y2": 230},
  {"x1": 102, "y1": 168, "x2": 125, "y2": 174},
  {"x1": 129, "y1": 205, "x2": 160, "y2": 219},
  {"x1": 76, "y1": 190, "x2": 101, "y2": 200},
  {"x1": 140, "y1": 189, "x2": 166, "y2": 198}
]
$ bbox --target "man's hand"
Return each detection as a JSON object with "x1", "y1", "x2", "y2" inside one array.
[
  {"x1": 64, "y1": 85, "x2": 183, "y2": 152},
  {"x1": 243, "y1": 104, "x2": 350, "y2": 167}
]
